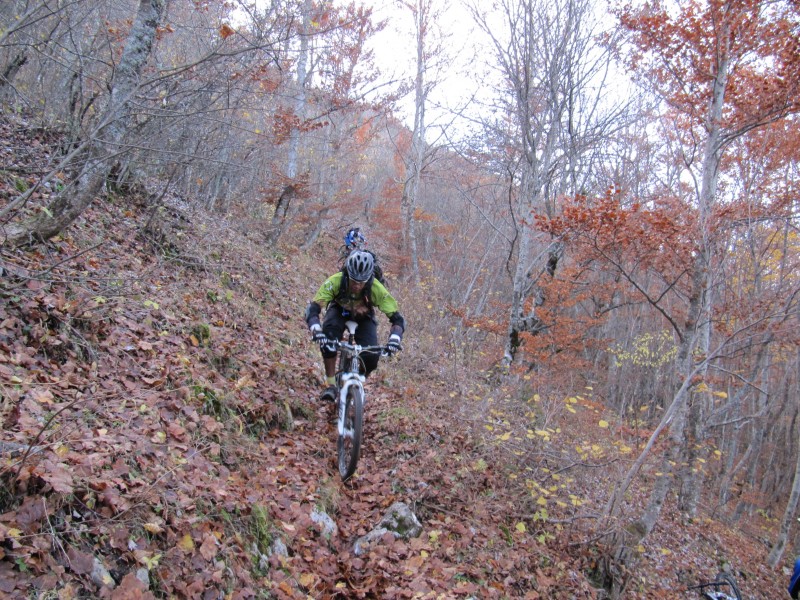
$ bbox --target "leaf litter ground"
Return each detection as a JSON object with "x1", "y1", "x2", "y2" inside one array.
[{"x1": 0, "y1": 114, "x2": 789, "y2": 599}]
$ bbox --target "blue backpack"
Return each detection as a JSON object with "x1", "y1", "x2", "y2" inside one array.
[{"x1": 789, "y1": 557, "x2": 800, "y2": 599}]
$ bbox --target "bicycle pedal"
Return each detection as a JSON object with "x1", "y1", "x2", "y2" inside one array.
[{"x1": 320, "y1": 386, "x2": 337, "y2": 403}]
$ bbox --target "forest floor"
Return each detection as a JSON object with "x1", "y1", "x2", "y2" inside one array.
[{"x1": 0, "y1": 113, "x2": 792, "y2": 599}]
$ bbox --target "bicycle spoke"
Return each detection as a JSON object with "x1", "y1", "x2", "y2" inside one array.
[{"x1": 337, "y1": 385, "x2": 363, "y2": 481}]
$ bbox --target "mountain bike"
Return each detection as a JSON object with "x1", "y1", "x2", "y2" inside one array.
[
  {"x1": 332, "y1": 320, "x2": 388, "y2": 481},
  {"x1": 687, "y1": 572, "x2": 742, "y2": 600}
]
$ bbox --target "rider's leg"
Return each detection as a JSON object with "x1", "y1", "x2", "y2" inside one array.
[
  {"x1": 320, "y1": 306, "x2": 346, "y2": 391},
  {"x1": 323, "y1": 356, "x2": 337, "y2": 378},
  {"x1": 354, "y1": 316, "x2": 379, "y2": 376},
  {"x1": 319, "y1": 346, "x2": 338, "y2": 402},
  {"x1": 321, "y1": 304, "x2": 346, "y2": 342}
]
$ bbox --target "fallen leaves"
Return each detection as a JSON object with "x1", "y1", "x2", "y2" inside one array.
[
  {"x1": 36, "y1": 460, "x2": 74, "y2": 494},
  {"x1": 143, "y1": 522, "x2": 163, "y2": 534},
  {"x1": 177, "y1": 534, "x2": 195, "y2": 553},
  {"x1": 198, "y1": 534, "x2": 218, "y2": 561},
  {"x1": 65, "y1": 547, "x2": 94, "y2": 575}
]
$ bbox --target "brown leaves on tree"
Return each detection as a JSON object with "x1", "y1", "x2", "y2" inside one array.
[
  {"x1": 617, "y1": 0, "x2": 800, "y2": 128},
  {"x1": 219, "y1": 23, "x2": 235, "y2": 40}
]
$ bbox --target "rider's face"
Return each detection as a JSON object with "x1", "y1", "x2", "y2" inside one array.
[{"x1": 349, "y1": 280, "x2": 366, "y2": 294}]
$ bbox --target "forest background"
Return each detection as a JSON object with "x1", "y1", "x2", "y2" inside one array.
[{"x1": 1, "y1": 0, "x2": 799, "y2": 598}]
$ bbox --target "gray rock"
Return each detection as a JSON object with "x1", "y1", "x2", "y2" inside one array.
[
  {"x1": 254, "y1": 536, "x2": 289, "y2": 572},
  {"x1": 270, "y1": 537, "x2": 288, "y2": 558},
  {"x1": 354, "y1": 527, "x2": 390, "y2": 556},
  {"x1": 90, "y1": 557, "x2": 116, "y2": 588},
  {"x1": 311, "y1": 507, "x2": 338, "y2": 539},
  {"x1": 378, "y1": 502, "x2": 422, "y2": 538},
  {"x1": 353, "y1": 502, "x2": 422, "y2": 556}
]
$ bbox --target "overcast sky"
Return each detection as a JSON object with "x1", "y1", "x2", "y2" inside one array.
[
  {"x1": 357, "y1": 0, "x2": 493, "y2": 139},
  {"x1": 230, "y1": 0, "x2": 497, "y2": 138}
]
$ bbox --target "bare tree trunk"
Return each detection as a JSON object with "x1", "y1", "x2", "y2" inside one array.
[
  {"x1": 678, "y1": 285, "x2": 715, "y2": 516},
  {"x1": 605, "y1": 362, "x2": 703, "y2": 520},
  {"x1": 732, "y1": 418, "x2": 766, "y2": 521},
  {"x1": 460, "y1": 229, "x2": 500, "y2": 307},
  {"x1": 635, "y1": 21, "x2": 730, "y2": 530},
  {"x1": 716, "y1": 341, "x2": 772, "y2": 509},
  {"x1": 300, "y1": 206, "x2": 328, "y2": 251},
  {"x1": 769, "y1": 356, "x2": 800, "y2": 567},
  {"x1": 3, "y1": 0, "x2": 167, "y2": 246},
  {"x1": 400, "y1": 0, "x2": 443, "y2": 284},
  {"x1": 0, "y1": 0, "x2": 77, "y2": 48},
  {"x1": 268, "y1": 0, "x2": 311, "y2": 244},
  {"x1": 0, "y1": 52, "x2": 27, "y2": 99},
  {"x1": 602, "y1": 248, "x2": 712, "y2": 592},
  {"x1": 299, "y1": 127, "x2": 336, "y2": 252},
  {"x1": 472, "y1": 0, "x2": 613, "y2": 370}
]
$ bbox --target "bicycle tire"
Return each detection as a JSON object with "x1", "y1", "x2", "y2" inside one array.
[
  {"x1": 337, "y1": 385, "x2": 363, "y2": 481},
  {"x1": 714, "y1": 572, "x2": 741, "y2": 600}
]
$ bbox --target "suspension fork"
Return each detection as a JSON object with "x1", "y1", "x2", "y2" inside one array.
[{"x1": 338, "y1": 373, "x2": 365, "y2": 437}]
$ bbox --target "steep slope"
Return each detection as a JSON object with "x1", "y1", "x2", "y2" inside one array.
[
  {"x1": 0, "y1": 115, "x2": 580, "y2": 598},
  {"x1": 0, "y1": 114, "x2": 789, "y2": 599}
]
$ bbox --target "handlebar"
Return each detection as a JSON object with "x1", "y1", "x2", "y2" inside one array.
[
  {"x1": 311, "y1": 329, "x2": 399, "y2": 357},
  {"x1": 335, "y1": 340, "x2": 392, "y2": 356}
]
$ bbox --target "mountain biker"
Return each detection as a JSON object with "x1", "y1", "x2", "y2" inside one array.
[
  {"x1": 305, "y1": 250, "x2": 405, "y2": 402},
  {"x1": 344, "y1": 227, "x2": 366, "y2": 251}
]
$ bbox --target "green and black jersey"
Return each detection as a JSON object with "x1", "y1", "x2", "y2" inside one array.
[{"x1": 312, "y1": 272, "x2": 398, "y2": 317}]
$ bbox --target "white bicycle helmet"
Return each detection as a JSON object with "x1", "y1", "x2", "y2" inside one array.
[{"x1": 346, "y1": 250, "x2": 374, "y2": 282}]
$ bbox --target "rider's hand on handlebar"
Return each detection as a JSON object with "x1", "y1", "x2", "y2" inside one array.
[
  {"x1": 386, "y1": 334, "x2": 402, "y2": 355},
  {"x1": 310, "y1": 323, "x2": 328, "y2": 347}
]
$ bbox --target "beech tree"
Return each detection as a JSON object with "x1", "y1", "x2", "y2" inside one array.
[
  {"x1": 469, "y1": 0, "x2": 623, "y2": 368},
  {"x1": 265, "y1": 1, "x2": 393, "y2": 245},
  {"x1": 394, "y1": 0, "x2": 450, "y2": 283},
  {"x1": 293, "y1": 3, "x2": 391, "y2": 247},
  {"x1": 550, "y1": 0, "x2": 800, "y2": 592},
  {"x1": 2, "y1": 0, "x2": 379, "y2": 244},
  {"x1": 1, "y1": 0, "x2": 168, "y2": 246},
  {"x1": 266, "y1": 0, "x2": 314, "y2": 243},
  {"x1": 0, "y1": 1, "x2": 119, "y2": 139}
]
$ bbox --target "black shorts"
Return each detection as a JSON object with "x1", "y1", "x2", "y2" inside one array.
[{"x1": 321, "y1": 304, "x2": 379, "y2": 375}]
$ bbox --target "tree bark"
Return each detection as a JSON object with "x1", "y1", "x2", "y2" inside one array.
[
  {"x1": 769, "y1": 374, "x2": 800, "y2": 567},
  {"x1": 3, "y1": 0, "x2": 167, "y2": 246},
  {"x1": 716, "y1": 341, "x2": 771, "y2": 509},
  {"x1": 0, "y1": 52, "x2": 27, "y2": 94},
  {"x1": 474, "y1": 0, "x2": 609, "y2": 369},
  {"x1": 640, "y1": 18, "x2": 730, "y2": 528},
  {"x1": 400, "y1": 0, "x2": 440, "y2": 285},
  {"x1": 268, "y1": 0, "x2": 311, "y2": 244}
]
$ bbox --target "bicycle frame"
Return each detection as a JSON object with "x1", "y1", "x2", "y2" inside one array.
[
  {"x1": 688, "y1": 572, "x2": 742, "y2": 600},
  {"x1": 336, "y1": 323, "x2": 380, "y2": 437},
  {"x1": 332, "y1": 320, "x2": 387, "y2": 480}
]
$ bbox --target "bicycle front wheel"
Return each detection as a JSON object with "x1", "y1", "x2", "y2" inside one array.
[
  {"x1": 337, "y1": 385, "x2": 363, "y2": 481},
  {"x1": 714, "y1": 572, "x2": 741, "y2": 600}
]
